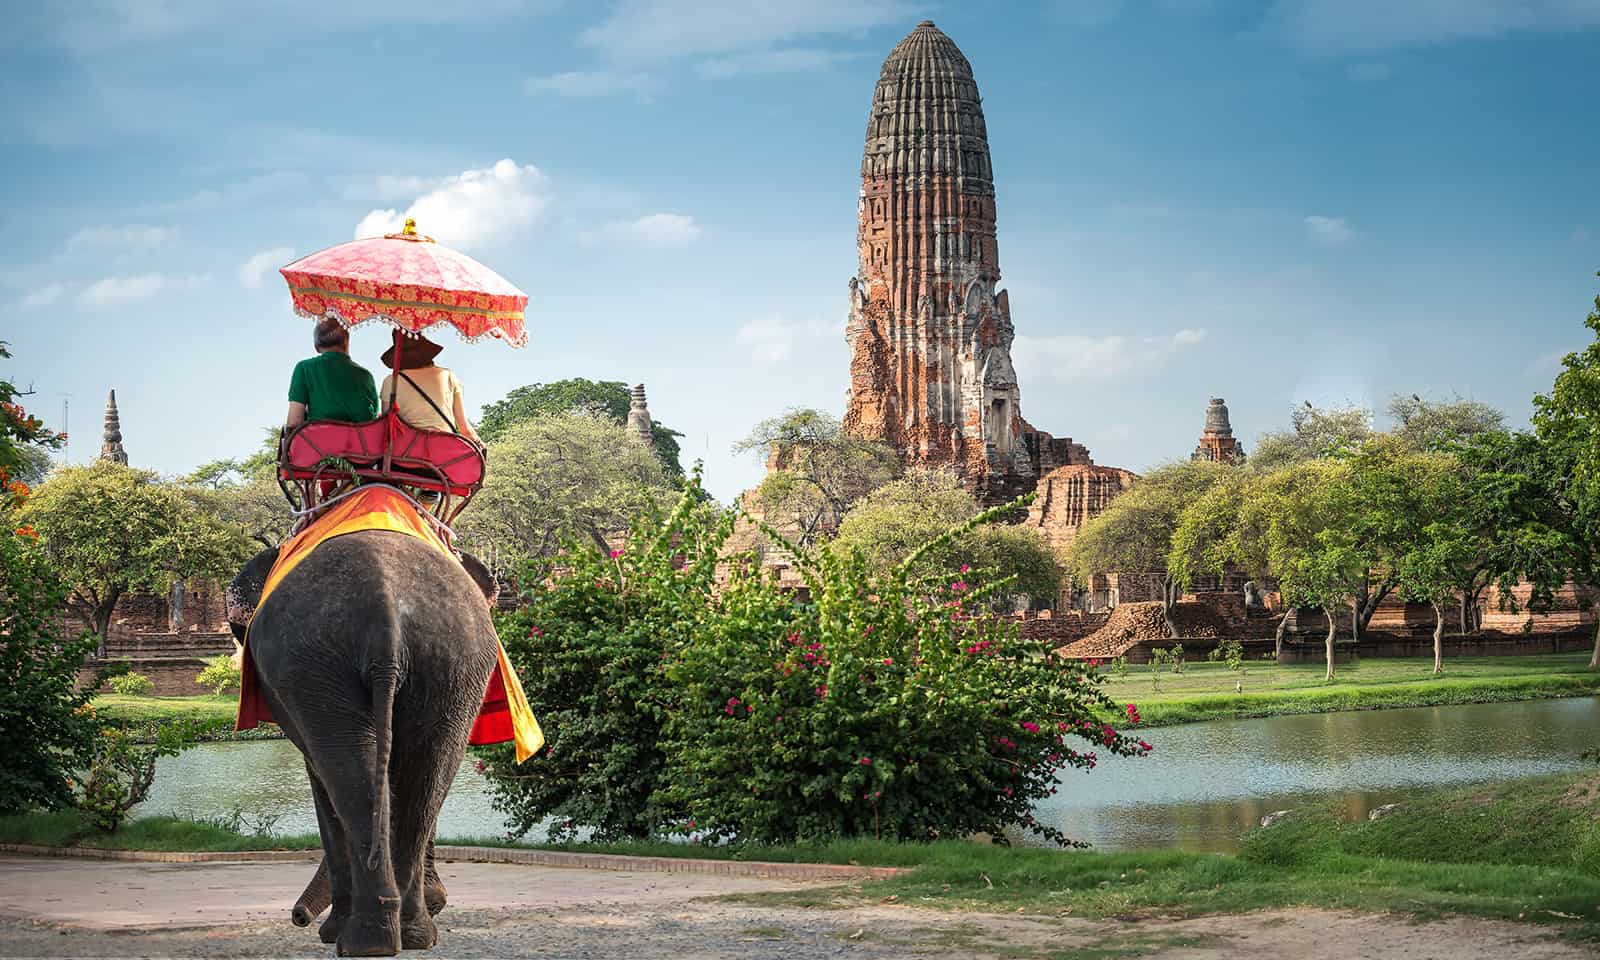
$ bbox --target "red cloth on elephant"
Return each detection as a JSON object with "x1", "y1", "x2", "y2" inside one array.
[{"x1": 235, "y1": 485, "x2": 542, "y2": 762}]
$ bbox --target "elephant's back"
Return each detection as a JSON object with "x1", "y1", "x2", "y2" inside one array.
[{"x1": 253, "y1": 530, "x2": 497, "y2": 670}]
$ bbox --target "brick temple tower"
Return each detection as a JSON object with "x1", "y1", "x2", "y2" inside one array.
[
  {"x1": 1192, "y1": 397, "x2": 1244, "y2": 463},
  {"x1": 844, "y1": 20, "x2": 1067, "y2": 501}
]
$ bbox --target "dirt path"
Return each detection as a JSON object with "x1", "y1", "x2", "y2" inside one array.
[{"x1": 0, "y1": 856, "x2": 1592, "y2": 959}]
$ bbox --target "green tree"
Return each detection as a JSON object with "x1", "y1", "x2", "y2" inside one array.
[
  {"x1": 1241, "y1": 460, "x2": 1365, "y2": 680},
  {"x1": 183, "y1": 438, "x2": 294, "y2": 549},
  {"x1": 478, "y1": 378, "x2": 685, "y2": 477},
  {"x1": 1166, "y1": 470, "x2": 1297, "y2": 650},
  {"x1": 1386, "y1": 393, "x2": 1504, "y2": 451},
  {"x1": 1069, "y1": 461, "x2": 1232, "y2": 637},
  {"x1": 734, "y1": 408, "x2": 901, "y2": 547},
  {"x1": 831, "y1": 468, "x2": 1062, "y2": 606},
  {"x1": 455, "y1": 410, "x2": 677, "y2": 564},
  {"x1": 18, "y1": 462, "x2": 254, "y2": 652},
  {"x1": 1532, "y1": 272, "x2": 1600, "y2": 667},
  {"x1": 1249, "y1": 402, "x2": 1373, "y2": 471}
]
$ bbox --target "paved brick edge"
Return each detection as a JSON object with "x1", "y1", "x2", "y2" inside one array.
[{"x1": 0, "y1": 843, "x2": 905, "y2": 880}]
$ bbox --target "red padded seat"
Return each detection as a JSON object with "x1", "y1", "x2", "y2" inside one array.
[{"x1": 281, "y1": 409, "x2": 484, "y2": 497}]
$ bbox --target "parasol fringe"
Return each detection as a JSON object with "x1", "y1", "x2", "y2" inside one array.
[{"x1": 290, "y1": 305, "x2": 529, "y2": 349}]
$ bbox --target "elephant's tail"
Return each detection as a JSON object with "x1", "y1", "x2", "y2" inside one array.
[{"x1": 366, "y1": 665, "x2": 399, "y2": 873}]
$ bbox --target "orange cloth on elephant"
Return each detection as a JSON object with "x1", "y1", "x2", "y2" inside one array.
[{"x1": 235, "y1": 485, "x2": 542, "y2": 763}]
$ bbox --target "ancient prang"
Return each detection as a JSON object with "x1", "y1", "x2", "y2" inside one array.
[
  {"x1": 843, "y1": 21, "x2": 1093, "y2": 504},
  {"x1": 99, "y1": 389, "x2": 128, "y2": 464},
  {"x1": 1192, "y1": 397, "x2": 1244, "y2": 463}
]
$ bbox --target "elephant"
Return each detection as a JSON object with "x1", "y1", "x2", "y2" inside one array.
[{"x1": 228, "y1": 534, "x2": 502, "y2": 955}]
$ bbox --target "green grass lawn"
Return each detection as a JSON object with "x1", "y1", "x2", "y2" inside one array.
[
  {"x1": 9, "y1": 772, "x2": 1600, "y2": 937},
  {"x1": 92, "y1": 693, "x2": 238, "y2": 724},
  {"x1": 1094, "y1": 652, "x2": 1600, "y2": 725}
]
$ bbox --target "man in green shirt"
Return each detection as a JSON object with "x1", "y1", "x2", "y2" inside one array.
[{"x1": 285, "y1": 319, "x2": 379, "y2": 428}]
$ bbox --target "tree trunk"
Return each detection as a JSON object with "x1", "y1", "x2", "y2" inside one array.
[
  {"x1": 1350, "y1": 602, "x2": 1360, "y2": 643},
  {"x1": 1274, "y1": 610, "x2": 1290, "y2": 660},
  {"x1": 1590, "y1": 618, "x2": 1600, "y2": 671},
  {"x1": 1324, "y1": 608, "x2": 1337, "y2": 681},
  {"x1": 1161, "y1": 579, "x2": 1179, "y2": 640},
  {"x1": 1431, "y1": 600, "x2": 1445, "y2": 675},
  {"x1": 73, "y1": 586, "x2": 122, "y2": 660},
  {"x1": 1459, "y1": 592, "x2": 1471, "y2": 637}
]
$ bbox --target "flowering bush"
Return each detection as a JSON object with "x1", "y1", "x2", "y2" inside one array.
[
  {"x1": 0, "y1": 531, "x2": 98, "y2": 815},
  {"x1": 77, "y1": 719, "x2": 200, "y2": 832},
  {"x1": 483, "y1": 475, "x2": 1148, "y2": 846},
  {"x1": 658, "y1": 507, "x2": 1149, "y2": 846}
]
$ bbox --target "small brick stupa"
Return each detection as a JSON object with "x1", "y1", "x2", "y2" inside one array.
[{"x1": 1191, "y1": 397, "x2": 1244, "y2": 464}]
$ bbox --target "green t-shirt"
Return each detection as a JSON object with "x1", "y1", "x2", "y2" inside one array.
[{"x1": 287, "y1": 351, "x2": 379, "y2": 423}]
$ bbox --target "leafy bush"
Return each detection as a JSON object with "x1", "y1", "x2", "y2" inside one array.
[
  {"x1": 195, "y1": 655, "x2": 241, "y2": 695},
  {"x1": 77, "y1": 720, "x2": 201, "y2": 832},
  {"x1": 0, "y1": 532, "x2": 98, "y2": 814},
  {"x1": 485, "y1": 486, "x2": 732, "y2": 841},
  {"x1": 482, "y1": 475, "x2": 1149, "y2": 846},
  {"x1": 107, "y1": 672, "x2": 154, "y2": 697}
]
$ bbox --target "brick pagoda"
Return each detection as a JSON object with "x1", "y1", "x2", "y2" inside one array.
[{"x1": 843, "y1": 20, "x2": 1094, "y2": 503}]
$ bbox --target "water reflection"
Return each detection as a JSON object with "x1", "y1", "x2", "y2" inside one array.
[
  {"x1": 140, "y1": 742, "x2": 505, "y2": 841},
  {"x1": 138, "y1": 696, "x2": 1600, "y2": 853},
  {"x1": 1031, "y1": 696, "x2": 1600, "y2": 851}
]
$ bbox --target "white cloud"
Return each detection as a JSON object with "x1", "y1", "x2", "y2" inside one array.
[
  {"x1": 238, "y1": 247, "x2": 296, "y2": 288},
  {"x1": 65, "y1": 225, "x2": 177, "y2": 251},
  {"x1": 579, "y1": 0, "x2": 914, "y2": 64},
  {"x1": 1345, "y1": 61, "x2": 1392, "y2": 81},
  {"x1": 525, "y1": 70, "x2": 656, "y2": 100},
  {"x1": 1271, "y1": 0, "x2": 1600, "y2": 56},
  {"x1": 1014, "y1": 329, "x2": 1208, "y2": 384},
  {"x1": 735, "y1": 315, "x2": 841, "y2": 363},
  {"x1": 696, "y1": 48, "x2": 859, "y2": 78},
  {"x1": 578, "y1": 213, "x2": 703, "y2": 248},
  {"x1": 1304, "y1": 215, "x2": 1354, "y2": 245},
  {"x1": 41, "y1": 1, "x2": 539, "y2": 53},
  {"x1": 353, "y1": 159, "x2": 547, "y2": 250},
  {"x1": 78, "y1": 273, "x2": 208, "y2": 307},
  {"x1": 20, "y1": 283, "x2": 66, "y2": 310}
]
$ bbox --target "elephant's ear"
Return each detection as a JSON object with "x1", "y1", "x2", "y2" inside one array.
[
  {"x1": 458, "y1": 552, "x2": 500, "y2": 608},
  {"x1": 227, "y1": 546, "x2": 280, "y2": 637}
]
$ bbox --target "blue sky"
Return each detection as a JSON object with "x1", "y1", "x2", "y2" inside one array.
[{"x1": 4, "y1": 0, "x2": 1597, "y2": 501}]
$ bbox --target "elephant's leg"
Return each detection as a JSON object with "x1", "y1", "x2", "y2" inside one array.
[
  {"x1": 423, "y1": 839, "x2": 446, "y2": 917},
  {"x1": 388, "y1": 750, "x2": 458, "y2": 949},
  {"x1": 306, "y1": 768, "x2": 352, "y2": 945},
  {"x1": 308, "y1": 728, "x2": 401, "y2": 958}
]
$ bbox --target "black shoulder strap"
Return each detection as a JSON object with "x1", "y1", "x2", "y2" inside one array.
[{"x1": 396, "y1": 371, "x2": 457, "y2": 434}]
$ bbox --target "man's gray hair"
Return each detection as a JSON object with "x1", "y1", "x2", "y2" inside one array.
[{"x1": 313, "y1": 318, "x2": 348, "y2": 351}]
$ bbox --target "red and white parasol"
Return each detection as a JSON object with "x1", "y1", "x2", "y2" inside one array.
[{"x1": 279, "y1": 219, "x2": 528, "y2": 348}]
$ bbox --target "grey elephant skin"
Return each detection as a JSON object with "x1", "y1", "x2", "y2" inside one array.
[{"x1": 229, "y1": 533, "x2": 500, "y2": 955}]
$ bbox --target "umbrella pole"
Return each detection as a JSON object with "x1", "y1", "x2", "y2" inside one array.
[{"x1": 383, "y1": 328, "x2": 401, "y2": 477}]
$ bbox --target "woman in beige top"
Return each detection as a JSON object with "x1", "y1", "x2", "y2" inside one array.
[{"x1": 378, "y1": 334, "x2": 481, "y2": 444}]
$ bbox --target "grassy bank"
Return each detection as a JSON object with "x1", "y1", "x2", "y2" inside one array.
[
  {"x1": 91, "y1": 692, "x2": 281, "y2": 741},
  {"x1": 1094, "y1": 653, "x2": 1600, "y2": 726},
  {"x1": 9, "y1": 772, "x2": 1600, "y2": 937}
]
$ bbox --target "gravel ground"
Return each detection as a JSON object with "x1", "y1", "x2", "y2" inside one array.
[{"x1": 1, "y1": 856, "x2": 1595, "y2": 959}]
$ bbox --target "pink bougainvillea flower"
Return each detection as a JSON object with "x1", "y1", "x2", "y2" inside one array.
[
  {"x1": 1020, "y1": 721, "x2": 1041, "y2": 734},
  {"x1": 859, "y1": 756, "x2": 872, "y2": 765},
  {"x1": 960, "y1": 564, "x2": 970, "y2": 573},
  {"x1": 883, "y1": 657, "x2": 894, "y2": 666},
  {"x1": 528, "y1": 625, "x2": 543, "y2": 637},
  {"x1": 609, "y1": 548, "x2": 624, "y2": 559},
  {"x1": 950, "y1": 580, "x2": 968, "y2": 592},
  {"x1": 1139, "y1": 740, "x2": 1153, "y2": 752}
]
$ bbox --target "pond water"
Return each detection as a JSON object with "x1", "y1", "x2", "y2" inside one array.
[{"x1": 137, "y1": 696, "x2": 1600, "y2": 853}]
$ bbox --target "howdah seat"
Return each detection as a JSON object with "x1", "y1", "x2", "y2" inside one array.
[{"x1": 279, "y1": 406, "x2": 485, "y2": 526}]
